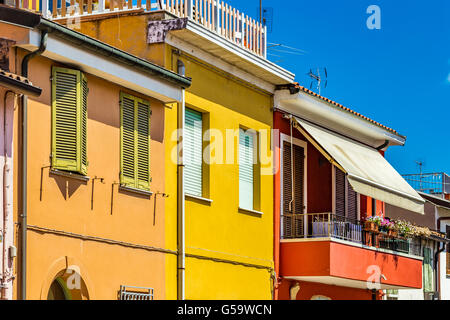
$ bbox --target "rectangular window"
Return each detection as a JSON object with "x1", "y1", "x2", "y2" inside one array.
[
  {"x1": 120, "y1": 92, "x2": 151, "y2": 191},
  {"x1": 51, "y1": 67, "x2": 88, "y2": 175},
  {"x1": 239, "y1": 129, "x2": 256, "y2": 211},
  {"x1": 185, "y1": 108, "x2": 203, "y2": 197}
]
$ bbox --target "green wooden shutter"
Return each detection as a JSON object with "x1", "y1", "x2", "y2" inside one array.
[
  {"x1": 423, "y1": 247, "x2": 433, "y2": 292},
  {"x1": 80, "y1": 73, "x2": 88, "y2": 175},
  {"x1": 137, "y1": 101, "x2": 151, "y2": 191},
  {"x1": 120, "y1": 93, "x2": 151, "y2": 191},
  {"x1": 239, "y1": 130, "x2": 254, "y2": 210},
  {"x1": 185, "y1": 108, "x2": 203, "y2": 197},
  {"x1": 52, "y1": 67, "x2": 88, "y2": 175}
]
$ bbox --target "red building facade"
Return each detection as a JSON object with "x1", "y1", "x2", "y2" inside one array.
[{"x1": 273, "y1": 85, "x2": 426, "y2": 300}]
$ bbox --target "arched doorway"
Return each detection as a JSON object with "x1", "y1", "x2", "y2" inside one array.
[
  {"x1": 47, "y1": 277, "x2": 70, "y2": 300},
  {"x1": 46, "y1": 270, "x2": 90, "y2": 300}
]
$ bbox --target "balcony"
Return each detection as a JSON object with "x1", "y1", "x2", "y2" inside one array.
[
  {"x1": 13, "y1": 0, "x2": 267, "y2": 58},
  {"x1": 280, "y1": 213, "x2": 424, "y2": 289},
  {"x1": 282, "y1": 213, "x2": 423, "y2": 256}
]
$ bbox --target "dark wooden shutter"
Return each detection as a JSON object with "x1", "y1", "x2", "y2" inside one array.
[
  {"x1": 283, "y1": 141, "x2": 293, "y2": 237},
  {"x1": 283, "y1": 141, "x2": 293, "y2": 216},
  {"x1": 282, "y1": 141, "x2": 305, "y2": 238},
  {"x1": 347, "y1": 182, "x2": 358, "y2": 221},
  {"x1": 293, "y1": 144, "x2": 305, "y2": 214},
  {"x1": 335, "y1": 167, "x2": 346, "y2": 217}
]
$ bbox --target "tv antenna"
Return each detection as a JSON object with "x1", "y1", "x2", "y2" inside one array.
[
  {"x1": 307, "y1": 68, "x2": 328, "y2": 95},
  {"x1": 416, "y1": 161, "x2": 424, "y2": 191}
]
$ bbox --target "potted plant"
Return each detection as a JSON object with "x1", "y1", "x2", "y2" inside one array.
[
  {"x1": 380, "y1": 218, "x2": 396, "y2": 235},
  {"x1": 386, "y1": 221, "x2": 397, "y2": 237},
  {"x1": 392, "y1": 220, "x2": 412, "y2": 238},
  {"x1": 364, "y1": 216, "x2": 381, "y2": 232}
]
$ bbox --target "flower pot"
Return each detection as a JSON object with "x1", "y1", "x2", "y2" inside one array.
[
  {"x1": 364, "y1": 221, "x2": 378, "y2": 232},
  {"x1": 387, "y1": 229, "x2": 398, "y2": 237}
]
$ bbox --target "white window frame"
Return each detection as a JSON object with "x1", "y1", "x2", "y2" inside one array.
[
  {"x1": 184, "y1": 107, "x2": 204, "y2": 198},
  {"x1": 332, "y1": 165, "x2": 360, "y2": 220},
  {"x1": 280, "y1": 133, "x2": 308, "y2": 238},
  {"x1": 238, "y1": 128, "x2": 258, "y2": 211}
]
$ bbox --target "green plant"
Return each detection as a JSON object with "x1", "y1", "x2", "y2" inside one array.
[
  {"x1": 366, "y1": 216, "x2": 382, "y2": 226},
  {"x1": 392, "y1": 220, "x2": 412, "y2": 237}
]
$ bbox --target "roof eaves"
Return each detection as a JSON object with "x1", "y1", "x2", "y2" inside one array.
[
  {"x1": 0, "y1": 69, "x2": 42, "y2": 96},
  {"x1": 292, "y1": 83, "x2": 405, "y2": 139},
  {"x1": 0, "y1": 5, "x2": 191, "y2": 89}
]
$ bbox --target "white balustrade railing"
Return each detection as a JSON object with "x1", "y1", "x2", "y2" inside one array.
[{"x1": 12, "y1": 0, "x2": 267, "y2": 58}]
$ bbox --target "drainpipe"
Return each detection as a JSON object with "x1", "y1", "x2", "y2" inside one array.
[
  {"x1": 434, "y1": 242, "x2": 446, "y2": 300},
  {"x1": 1, "y1": 90, "x2": 15, "y2": 300},
  {"x1": 176, "y1": 59, "x2": 186, "y2": 300},
  {"x1": 19, "y1": 30, "x2": 48, "y2": 300}
]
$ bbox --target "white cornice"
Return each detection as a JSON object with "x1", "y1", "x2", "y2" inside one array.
[
  {"x1": 166, "y1": 34, "x2": 276, "y2": 93},
  {"x1": 274, "y1": 89, "x2": 406, "y2": 149}
]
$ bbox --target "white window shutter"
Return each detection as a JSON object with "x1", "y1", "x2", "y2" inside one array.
[
  {"x1": 185, "y1": 108, "x2": 203, "y2": 197},
  {"x1": 239, "y1": 130, "x2": 254, "y2": 210}
]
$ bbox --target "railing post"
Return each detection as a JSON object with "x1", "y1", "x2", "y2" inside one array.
[
  {"x1": 42, "y1": 0, "x2": 49, "y2": 18},
  {"x1": 240, "y1": 12, "x2": 245, "y2": 47},
  {"x1": 328, "y1": 213, "x2": 331, "y2": 237},
  {"x1": 186, "y1": 0, "x2": 193, "y2": 19},
  {"x1": 98, "y1": 0, "x2": 105, "y2": 12},
  {"x1": 263, "y1": 25, "x2": 267, "y2": 58},
  {"x1": 214, "y1": 0, "x2": 219, "y2": 32},
  {"x1": 158, "y1": 0, "x2": 166, "y2": 10}
]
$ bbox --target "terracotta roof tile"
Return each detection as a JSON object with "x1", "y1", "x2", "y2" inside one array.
[
  {"x1": 0, "y1": 69, "x2": 33, "y2": 85},
  {"x1": 293, "y1": 83, "x2": 398, "y2": 134},
  {"x1": 0, "y1": 68, "x2": 41, "y2": 96}
]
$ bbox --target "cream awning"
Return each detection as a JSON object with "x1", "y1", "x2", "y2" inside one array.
[{"x1": 293, "y1": 117, "x2": 425, "y2": 214}]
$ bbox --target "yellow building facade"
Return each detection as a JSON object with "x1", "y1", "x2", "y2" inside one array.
[{"x1": 72, "y1": 5, "x2": 295, "y2": 299}]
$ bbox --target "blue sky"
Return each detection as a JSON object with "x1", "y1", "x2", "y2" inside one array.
[{"x1": 227, "y1": 0, "x2": 450, "y2": 175}]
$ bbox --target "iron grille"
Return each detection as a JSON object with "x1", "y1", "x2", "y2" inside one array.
[{"x1": 119, "y1": 285, "x2": 154, "y2": 300}]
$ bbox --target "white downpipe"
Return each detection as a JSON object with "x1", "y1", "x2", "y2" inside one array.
[{"x1": 1, "y1": 91, "x2": 15, "y2": 300}]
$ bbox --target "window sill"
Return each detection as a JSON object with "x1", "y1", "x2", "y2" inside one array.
[
  {"x1": 238, "y1": 207, "x2": 263, "y2": 216},
  {"x1": 185, "y1": 194, "x2": 213, "y2": 204},
  {"x1": 50, "y1": 169, "x2": 90, "y2": 182},
  {"x1": 119, "y1": 185, "x2": 154, "y2": 197}
]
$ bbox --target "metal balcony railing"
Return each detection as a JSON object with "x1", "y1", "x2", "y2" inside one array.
[
  {"x1": 281, "y1": 212, "x2": 422, "y2": 257},
  {"x1": 403, "y1": 172, "x2": 450, "y2": 196},
  {"x1": 282, "y1": 213, "x2": 363, "y2": 243},
  {"x1": 10, "y1": 0, "x2": 267, "y2": 58}
]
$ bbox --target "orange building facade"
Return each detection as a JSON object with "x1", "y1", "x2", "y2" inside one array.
[{"x1": 0, "y1": 6, "x2": 190, "y2": 300}]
